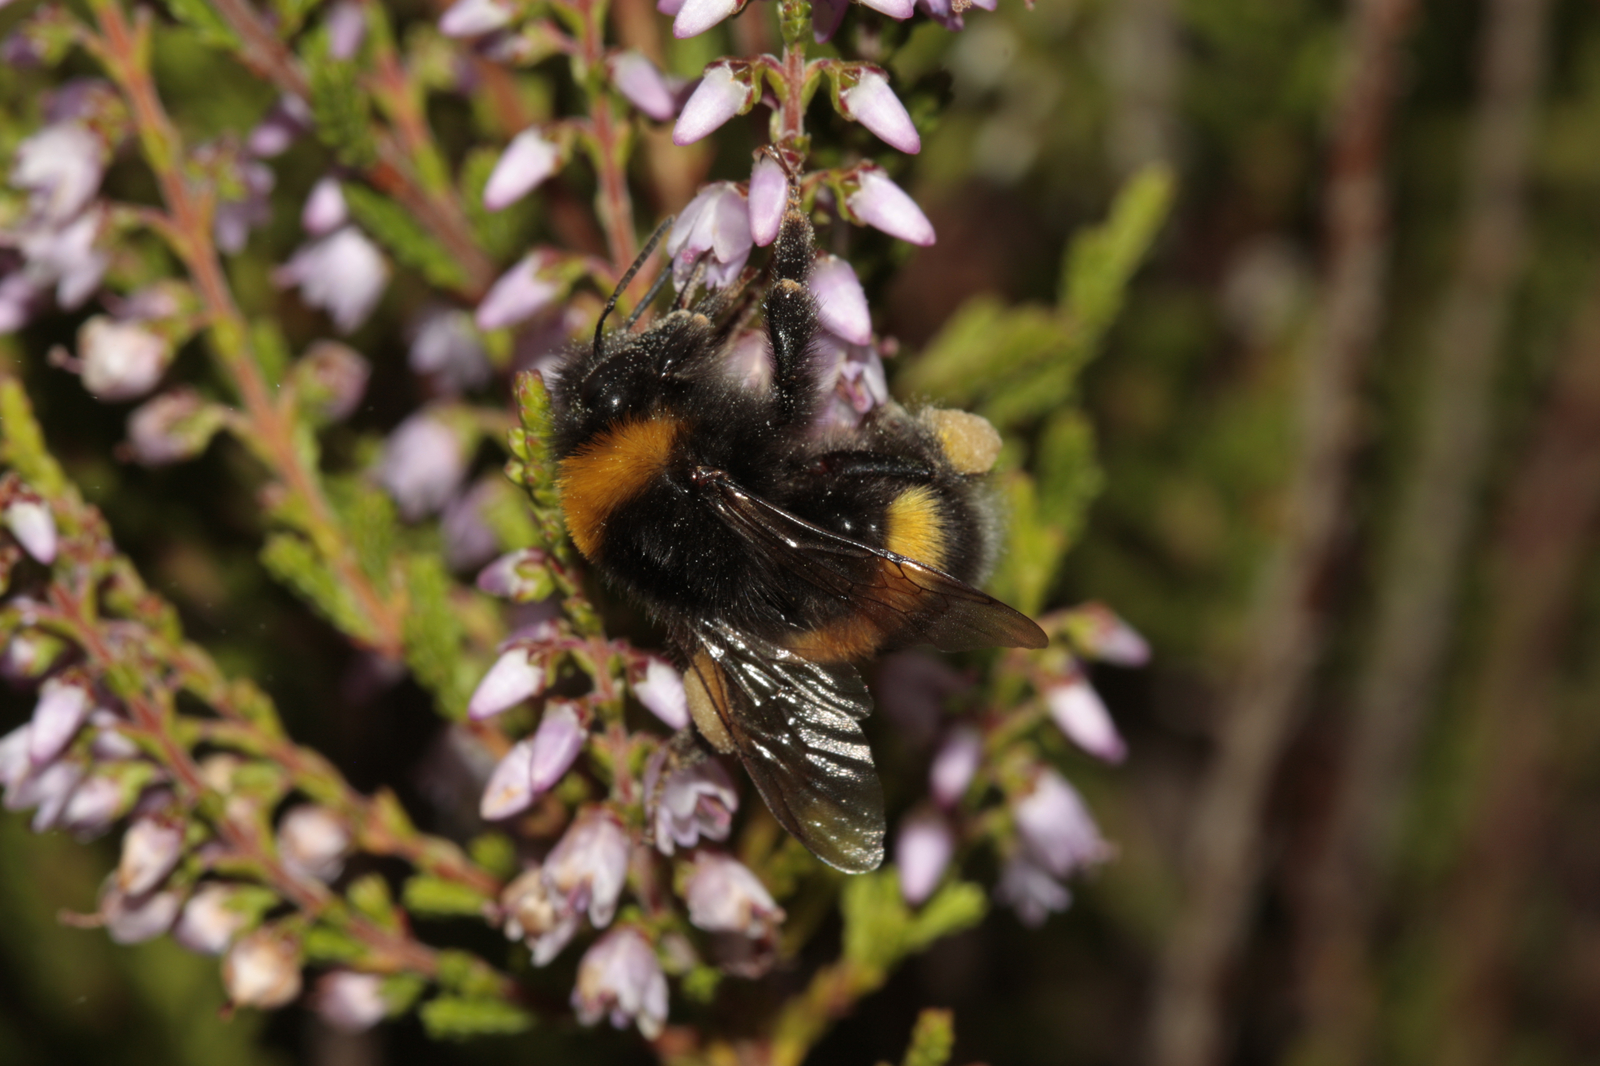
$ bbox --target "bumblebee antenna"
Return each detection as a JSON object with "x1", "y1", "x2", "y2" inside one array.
[
  {"x1": 621, "y1": 265, "x2": 674, "y2": 332},
  {"x1": 593, "y1": 215, "x2": 674, "y2": 356}
]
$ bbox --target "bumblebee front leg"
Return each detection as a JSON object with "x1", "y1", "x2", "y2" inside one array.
[{"x1": 764, "y1": 201, "x2": 822, "y2": 425}]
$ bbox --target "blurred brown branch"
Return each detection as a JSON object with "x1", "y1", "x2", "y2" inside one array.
[
  {"x1": 1144, "y1": 0, "x2": 1420, "y2": 1063},
  {"x1": 1291, "y1": 0, "x2": 1553, "y2": 1059}
]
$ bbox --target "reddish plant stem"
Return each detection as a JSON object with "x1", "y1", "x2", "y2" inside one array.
[{"x1": 88, "y1": 0, "x2": 405, "y2": 660}]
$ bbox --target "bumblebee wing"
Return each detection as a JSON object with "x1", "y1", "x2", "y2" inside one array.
[
  {"x1": 688, "y1": 618, "x2": 886, "y2": 873},
  {"x1": 705, "y1": 472, "x2": 1048, "y2": 653}
]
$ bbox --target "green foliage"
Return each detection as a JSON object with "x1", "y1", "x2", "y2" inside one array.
[
  {"x1": 841, "y1": 872, "x2": 987, "y2": 978},
  {"x1": 305, "y1": 44, "x2": 378, "y2": 168},
  {"x1": 342, "y1": 184, "x2": 470, "y2": 290},
  {"x1": 398, "y1": 553, "x2": 479, "y2": 719},
  {"x1": 259, "y1": 532, "x2": 378, "y2": 644},
  {"x1": 418, "y1": 997, "x2": 534, "y2": 1040},
  {"x1": 402, "y1": 875, "x2": 494, "y2": 918},
  {"x1": 901, "y1": 1009, "x2": 955, "y2": 1066},
  {"x1": 157, "y1": 0, "x2": 240, "y2": 51},
  {"x1": 0, "y1": 378, "x2": 67, "y2": 496}
]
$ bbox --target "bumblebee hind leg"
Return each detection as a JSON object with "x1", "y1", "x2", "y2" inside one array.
[{"x1": 764, "y1": 204, "x2": 824, "y2": 426}]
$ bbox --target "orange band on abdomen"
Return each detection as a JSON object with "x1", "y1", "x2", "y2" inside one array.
[{"x1": 558, "y1": 417, "x2": 682, "y2": 560}]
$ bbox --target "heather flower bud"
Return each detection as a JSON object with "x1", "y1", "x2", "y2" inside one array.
[
  {"x1": 376, "y1": 410, "x2": 468, "y2": 520},
  {"x1": 501, "y1": 867, "x2": 579, "y2": 965},
  {"x1": 247, "y1": 94, "x2": 312, "y2": 157},
  {"x1": 11, "y1": 122, "x2": 105, "y2": 224},
  {"x1": 174, "y1": 883, "x2": 255, "y2": 954},
  {"x1": 671, "y1": 0, "x2": 744, "y2": 39},
  {"x1": 0, "y1": 725, "x2": 31, "y2": 794},
  {"x1": 325, "y1": 0, "x2": 367, "y2": 59},
  {"x1": 666, "y1": 182, "x2": 753, "y2": 290},
  {"x1": 468, "y1": 646, "x2": 546, "y2": 720},
  {"x1": 88, "y1": 709, "x2": 140, "y2": 760},
  {"x1": 929, "y1": 726, "x2": 982, "y2": 808},
  {"x1": 289, "y1": 340, "x2": 370, "y2": 423},
  {"x1": 275, "y1": 227, "x2": 390, "y2": 334},
  {"x1": 277, "y1": 805, "x2": 351, "y2": 882},
  {"x1": 895, "y1": 809, "x2": 954, "y2": 905},
  {"x1": 442, "y1": 478, "x2": 502, "y2": 572},
  {"x1": 644, "y1": 749, "x2": 737, "y2": 854},
  {"x1": 632, "y1": 659, "x2": 688, "y2": 729},
  {"x1": 410, "y1": 308, "x2": 490, "y2": 394},
  {"x1": 476, "y1": 549, "x2": 555, "y2": 602},
  {"x1": 860, "y1": 0, "x2": 914, "y2": 15},
  {"x1": 316, "y1": 972, "x2": 387, "y2": 1032},
  {"x1": 29, "y1": 677, "x2": 91, "y2": 767},
  {"x1": 996, "y1": 853, "x2": 1070, "y2": 927},
  {"x1": 480, "y1": 703, "x2": 585, "y2": 819},
  {"x1": 12, "y1": 759, "x2": 83, "y2": 831},
  {"x1": 103, "y1": 885, "x2": 183, "y2": 944},
  {"x1": 59, "y1": 772, "x2": 121, "y2": 838},
  {"x1": 224, "y1": 929, "x2": 303, "y2": 1009},
  {"x1": 119, "y1": 815, "x2": 185, "y2": 896},
  {"x1": 1059, "y1": 602, "x2": 1151, "y2": 666},
  {"x1": 809, "y1": 255, "x2": 872, "y2": 345},
  {"x1": 477, "y1": 250, "x2": 563, "y2": 331},
  {"x1": 846, "y1": 166, "x2": 935, "y2": 246},
  {"x1": 1013, "y1": 769, "x2": 1110, "y2": 879},
  {"x1": 684, "y1": 853, "x2": 784, "y2": 937},
  {"x1": 21, "y1": 206, "x2": 109, "y2": 310},
  {"x1": 545, "y1": 806, "x2": 630, "y2": 927},
  {"x1": 0, "y1": 630, "x2": 66, "y2": 683},
  {"x1": 126, "y1": 389, "x2": 227, "y2": 466},
  {"x1": 747, "y1": 152, "x2": 788, "y2": 247},
  {"x1": 572, "y1": 928, "x2": 669, "y2": 1039},
  {"x1": 837, "y1": 68, "x2": 921, "y2": 154},
  {"x1": 78, "y1": 316, "x2": 170, "y2": 401},
  {"x1": 1045, "y1": 676, "x2": 1126, "y2": 764},
  {"x1": 439, "y1": 0, "x2": 513, "y2": 36},
  {"x1": 484, "y1": 128, "x2": 562, "y2": 211},
  {"x1": 672, "y1": 63, "x2": 754, "y2": 146},
  {"x1": 4, "y1": 498, "x2": 56, "y2": 565},
  {"x1": 608, "y1": 51, "x2": 680, "y2": 122},
  {"x1": 214, "y1": 159, "x2": 274, "y2": 254},
  {"x1": 301, "y1": 176, "x2": 348, "y2": 235},
  {"x1": 811, "y1": 0, "x2": 846, "y2": 42}
]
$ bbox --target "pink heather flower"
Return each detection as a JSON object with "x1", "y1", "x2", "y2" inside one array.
[
  {"x1": 1065, "y1": 602, "x2": 1151, "y2": 666},
  {"x1": 224, "y1": 929, "x2": 303, "y2": 1008},
  {"x1": 119, "y1": 815, "x2": 185, "y2": 896},
  {"x1": 671, "y1": 0, "x2": 743, "y2": 39},
  {"x1": 325, "y1": 0, "x2": 367, "y2": 59},
  {"x1": 376, "y1": 411, "x2": 467, "y2": 520},
  {"x1": 479, "y1": 703, "x2": 585, "y2": 820},
  {"x1": 277, "y1": 805, "x2": 351, "y2": 882},
  {"x1": 573, "y1": 928, "x2": 669, "y2": 1039},
  {"x1": 477, "y1": 251, "x2": 562, "y2": 331},
  {"x1": 5, "y1": 499, "x2": 56, "y2": 564},
  {"x1": 839, "y1": 69, "x2": 921, "y2": 154},
  {"x1": 811, "y1": 0, "x2": 847, "y2": 42},
  {"x1": 19, "y1": 207, "x2": 109, "y2": 309},
  {"x1": 10, "y1": 759, "x2": 84, "y2": 831},
  {"x1": 317, "y1": 972, "x2": 387, "y2": 1032},
  {"x1": 861, "y1": 0, "x2": 914, "y2": 15},
  {"x1": 722, "y1": 329, "x2": 772, "y2": 392},
  {"x1": 501, "y1": 867, "x2": 580, "y2": 966},
  {"x1": 174, "y1": 883, "x2": 254, "y2": 955},
  {"x1": 996, "y1": 853, "x2": 1070, "y2": 927},
  {"x1": 78, "y1": 316, "x2": 170, "y2": 401},
  {"x1": 275, "y1": 226, "x2": 390, "y2": 333},
  {"x1": 929, "y1": 726, "x2": 982, "y2": 808},
  {"x1": 633, "y1": 659, "x2": 688, "y2": 729},
  {"x1": 896, "y1": 809, "x2": 954, "y2": 905},
  {"x1": 292, "y1": 340, "x2": 370, "y2": 422},
  {"x1": 684, "y1": 853, "x2": 784, "y2": 937},
  {"x1": 747, "y1": 153, "x2": 788, "y2": 247},
  {"x1": 127, "y1": 389, "x2": 224, "y2": 466},
  {"x1": 103, "y1": 885, "x2": 183, "y2": 945},
  {"x1": 247, "y1": 95, "x2": 312, "y2": 157},
  {"x1": 468, "y1": 646, "x2": 546, "y2": 720},
  {"x1": 0, "y1": 273, "x2": 40, "y2": 333},
  {"x1": 485, "y1": 128, "x2": 561, "y2": 211},
  {"x1": 88, "y1": 709, "x2": 140, "y2": 761},
  {"x1": 847, "y1": 166, "x2": 935, "y2": 246},
  {"x1": 813, "y1": 330, "x2": 888, "y2": 430},
  {"x1": 301, "y1": 176, "x2": 348, "y2": 235},
  {"x1": 0, "y1": 725, "x2": 28, "y2": 794},
  {"x1": 439, "y1": 0, "x2": 513, "y2": 36},
  {"x1": 1046, "y1": 676, "x2": 1126, "y2": 763},
  {"x1": 1013, "y1": 769, "x2": 1110, "y2": 879},
  {"x1": 644, "y1": 749, "x2": 737, "y2": 855},
  {"x1": 442, "y1": 477, "x2": 502, "y2": 572},
  {"x1": 672, "y1": 63, "x2": 753, "y2": 146},
  {"x1": 477, "y1": 548, "x2": 552, "y2": 601},
  {"x1": 214, "y1": 159, "x2": 274, "y2": 254},
  {"x1": 544, "y1": 806, "x2": 631, "y2": 927},
  {"x1": 810, "y1": 254, "x2": 872, "y2": 345},
  {"x1": 667, "y1": 182, "x2": 752, "y2": 290},
  {"x1": 410, "y1": 307, "x2": 490, "y2": 394},
  {"x1": 916, "y1": 0, "x2": 994, "y2": 30},
  {"x1": 609, "y1": 51, "x2": 679, "y2": 122},
  {"x1": 29, "y1": 677, "x2": 91, "y2": 768},
  {"x1": 11, "y1": 123, "x2": 104, "y2": 225},
  {"x1": 61, "y1": 773, "x2": 124, "y2": 838}
]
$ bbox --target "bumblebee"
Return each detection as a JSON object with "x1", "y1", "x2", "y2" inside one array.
[{"x1": 549, "y1": 198, "x2": 1046, "y2": 873}]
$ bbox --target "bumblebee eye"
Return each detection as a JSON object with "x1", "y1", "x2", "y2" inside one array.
[{"x1": 579, "y1": 356, "x2": 638, "y2": 417}]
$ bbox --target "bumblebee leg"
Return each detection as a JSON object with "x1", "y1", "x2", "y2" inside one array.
[{"x1": 764, "y1": 204, "x2": 822, "y2": 425}]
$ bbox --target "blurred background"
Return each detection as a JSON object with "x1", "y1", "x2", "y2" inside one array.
[{"x1": 5, "y1": 0, "x2": 1600, "y2": 1063}]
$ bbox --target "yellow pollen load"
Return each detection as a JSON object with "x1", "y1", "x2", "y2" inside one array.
[
  {"x1": 884, "y1": 485, "x2": 948, "y2": 570},
  {"x1": 920, "y1": 407, "x2": 1003, "y2": 475},
  {"x1": 558, "y1": 417, "x2": 681, "y2": 560}
]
